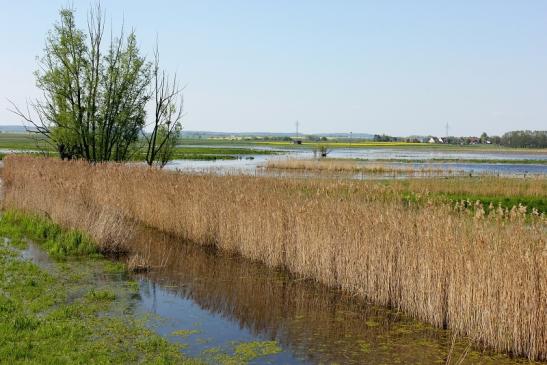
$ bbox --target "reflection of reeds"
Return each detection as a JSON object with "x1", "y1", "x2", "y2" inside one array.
[
  {"x1": 266, "y1": 159, "x2": 448, "y2": 175},
  {"x1": 2, "y1": 156, "x2": 546, "y2": 360},
  {"x1": 131, "y1": 227, "x2": 481, "y2": 364}
]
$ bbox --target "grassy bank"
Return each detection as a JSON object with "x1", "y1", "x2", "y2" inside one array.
[
  {"x1": 3, "y1": 156, "x2": 546, "y2": 360},
  {"x1": 0, "y1": 210, "x2": 199, "y2": 364}
]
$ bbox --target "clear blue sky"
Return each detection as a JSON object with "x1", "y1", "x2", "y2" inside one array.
[{"x1": 1, "y1": 1, "x2": 546, "y2": 136}]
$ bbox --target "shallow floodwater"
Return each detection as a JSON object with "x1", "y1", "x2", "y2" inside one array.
[
  {"x1": 124, "y1": 228, "x2": 536, "y2": 365},
  {"x1": 165, "y1": 145, "x2": 547, "y2": 177},
  {"x1": 18, "y1": 230, "x2": 541, "y2": 364}
]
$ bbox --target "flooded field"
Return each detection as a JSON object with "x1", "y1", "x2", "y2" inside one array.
[
  {"x1": 20, "y1": 226, "x2": 538, "y2": 365},
  {"x1": 166, "y1": 145, "x2": 547, "y2": 177}
]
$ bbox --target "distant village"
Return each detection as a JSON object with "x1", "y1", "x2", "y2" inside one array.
[
  {"x1": 372, "y1": 133, "x2": 493, "y2": 145},
  {"x1": 182, "y1": 129, "x2": 546, "y2": 148}
]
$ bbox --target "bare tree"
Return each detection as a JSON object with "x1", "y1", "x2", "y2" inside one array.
[
  {"x1": 313, "y1": 145, "x2": 331, "y2": 158},
  {"x1": 143, "y1": 45, "x2": 183, "y2": 168}
]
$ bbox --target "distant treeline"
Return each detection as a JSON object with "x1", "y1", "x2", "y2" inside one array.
[
  {"x1": 499, "y1": 130, "x2": 547, "y2": 148},
  {"x1": 186, "y1": 130, "x2": 547, "y2": 147},
  {"x1": 373, "y1": 130, "x2": 547, "y2": 148}
]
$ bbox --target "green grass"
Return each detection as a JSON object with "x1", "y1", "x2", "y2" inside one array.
[
  {"x1": 0, "y1": 210, "x2": 98, "y2": 258},
  {"x1": 437, "y1": 193, "x2": 547, "y2": 214},
  {"x1": 0, "y1": 133, "x2": 50, "y2": 150},
  {"x1": 0, "y1": 210, "x2": 201, "y2": 364},
  {"x1": 402, "y1": 192, "x2": 547, "y2": 214}
]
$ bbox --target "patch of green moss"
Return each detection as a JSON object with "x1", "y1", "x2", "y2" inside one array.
[
  {"x1": 172, "y1": 329, "x2": 201, "y2": 338},
  {"x1": 202, "y1": 341, "x2": 282, "y2": 364},
  {"x1": 103, "y1": 260, "x2": 127, "y2": 274}
]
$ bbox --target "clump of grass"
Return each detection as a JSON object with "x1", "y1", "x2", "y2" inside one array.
[
  {"x1": 172, "y1": 329, "x2": 201, "y2": 338},
  {"x1": 3, "y1": 156, "x2": 546, "y2": 360},
  {"x1": 12, "y1": 314, "x2": 40, "y2": 331},
  {"x1": 86, "y1": 289, "x2": 116, "y2": 301}
]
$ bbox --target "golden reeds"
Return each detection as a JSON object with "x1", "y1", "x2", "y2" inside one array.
[
  {"x1": 265, "y1": 158, "x2": 448, "y2": 174},
  {"x1": 2, "y1": 156, "x2": 546, "y2": 360}
]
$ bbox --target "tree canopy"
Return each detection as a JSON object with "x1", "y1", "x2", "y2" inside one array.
[
  {"x1": 500, "y1": 130, "x2": 547, "y2": 148},
  {"x1": 11, "y1": 6, "x2": 182, "y2": 165}
]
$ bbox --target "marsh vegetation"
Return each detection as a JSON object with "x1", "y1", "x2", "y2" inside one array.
[
  {"x1": 265, "y1": 158, "x2": 451, "y2": 174},
  {"x1": 3, "y1": 156, "x2": 545, "y2": 361},
  {"x1": 2, "y1": 3, "x2": 546, "y2": 364},
  {"x1": 0, "y1": 211, "x2": 199, "y2": 364}
]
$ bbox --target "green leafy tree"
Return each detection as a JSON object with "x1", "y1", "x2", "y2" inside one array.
[{"x1": 11, "y1": 6, "x2": 172, "y2": 163}]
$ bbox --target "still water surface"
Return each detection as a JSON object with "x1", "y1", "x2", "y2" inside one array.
[
  {"x1": 127, "y1": 228, "x2": 535, "y2": 364},
  {"x1": 20, "y1": 227, "x2": 541, "y2": 364},
  {"x1": 166, "y1": 146, "x2": 547, "y2": 177}
]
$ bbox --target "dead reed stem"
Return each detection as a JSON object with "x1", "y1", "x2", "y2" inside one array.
[{"x1": 2, "y1": 156, "x2": 546, "y2": 360}]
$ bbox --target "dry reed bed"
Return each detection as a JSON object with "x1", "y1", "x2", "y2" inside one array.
[
  {"x1": 2, "y1": 156, "x2": 546, "y2": 360},
  {"x1": 266, "y1": 158, "x2": 450, "y2": 175},
  {"x1": 392, "y1": 175, "x2": 547, "y2": 198}
]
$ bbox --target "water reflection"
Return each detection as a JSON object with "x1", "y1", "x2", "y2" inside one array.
[{"x1": 129, "y1": 227, "x2": 535, "y2": 365}]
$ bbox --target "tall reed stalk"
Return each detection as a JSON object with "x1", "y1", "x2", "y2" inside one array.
[{"x1": 2, "y1": 156, "x2": 545, "y2": 360}]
